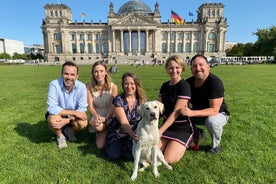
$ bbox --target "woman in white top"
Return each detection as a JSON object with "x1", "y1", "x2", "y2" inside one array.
[{"x1": 86, "y1": 61, "x2": 118, "y2": 149}]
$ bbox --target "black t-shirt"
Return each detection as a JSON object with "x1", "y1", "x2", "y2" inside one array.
[
  {"x1": 159, "y1": 79, "x2": 191, "y2": 120},
  {"x1": 186, "y1": 73, "x2": 230, "y2": 116}
]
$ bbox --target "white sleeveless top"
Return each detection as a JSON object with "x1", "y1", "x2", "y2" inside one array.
[{"x1": 91, "y1": 82, "x2": 114, "y2": 117}]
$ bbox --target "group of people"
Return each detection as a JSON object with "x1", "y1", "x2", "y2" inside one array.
[{"x1": 46, "y1": 54, "x2": 230, "y2": 164}]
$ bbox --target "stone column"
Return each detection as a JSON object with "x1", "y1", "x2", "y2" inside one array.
[
  {"x1": 120, "y1": 30, "x2": 124, "y2": 53},
  {"x1": 145, "y1": 29, "x2": 149, "y2": 52},
  {"x1": 138, "y1": 29, "x2": 140, "y2": 55},
  {"x1": 112, "y1": 30, "x2": 115, "y2": 52},
  {"x1": 166, "y1": 31, "x2": 170, "y2": 54},
  {"x1": 128, "y1": 29, "x2": 131, "y2": 54},
  {"x1": 190, "y1": 31, "x2": 193, "y2": 53}
]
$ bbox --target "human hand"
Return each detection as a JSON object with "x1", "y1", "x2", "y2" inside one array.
[
  {"x1": 158, "y1": 129, "x2": 164, "y2": 138},
  {"x1": 180, "y1": 105, "x2": 192, "y2": 117},
  {"x1": 133, "y1": 133, "x2": 139, "y2": 143},
  {"x1": 52, "y1": 118, "x2": 69, "y2": 129},
  {"x1": 73, "y1": 111, "x2": 87, "y2": 121}
]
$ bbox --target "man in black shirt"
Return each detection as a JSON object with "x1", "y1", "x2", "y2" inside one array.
[{"x1": 180, "y1": 54, "x2": 230, "y2": 154}]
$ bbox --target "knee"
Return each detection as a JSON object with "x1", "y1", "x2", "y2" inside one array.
[{"x1": 73, "y1": 120, "x2": 88, "y2": 130}]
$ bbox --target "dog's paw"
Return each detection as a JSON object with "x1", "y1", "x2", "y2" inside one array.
[
  {"x1": 138, "y1": 167, "x2": 145, "y2": 172},
  {"x1": 153, "y1": 171, "x2": 160, "y2": 178},
  {"x1": 130, "y1": 173, "x2": 137, "y2": 181},
  {"x1": 166, "y1": 165, "x2": 173, "y2": 170}
]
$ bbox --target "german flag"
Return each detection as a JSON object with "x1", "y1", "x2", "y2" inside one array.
[{"x1": 171, "y1": 10, "x2": 184, "y2": 24}]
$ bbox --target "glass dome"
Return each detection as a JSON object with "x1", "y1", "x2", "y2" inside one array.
[{"x1": 118, "y1": 0, "x2": 152, "y2": 14}]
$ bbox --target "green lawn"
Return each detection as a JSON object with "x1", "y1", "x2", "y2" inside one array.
[{"x1": 0, "y1": 64, "x2": 275, "y2": 184}]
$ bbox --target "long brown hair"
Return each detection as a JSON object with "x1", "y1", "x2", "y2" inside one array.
[
  {"x1": 121, "y1": 72, "x2": 147, "y2": 104},
  {"x1": 91, "y1": 61, "x2": 112, "y2": 91}
]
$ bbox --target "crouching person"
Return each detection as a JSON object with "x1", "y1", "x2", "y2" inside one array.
[{"x1": 46, "y1": 61, "x2": 88, "y2": 149}]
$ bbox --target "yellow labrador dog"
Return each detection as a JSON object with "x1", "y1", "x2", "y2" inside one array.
[{"x1": 130, "y1": 101, "x2": 173, "y2": 181}]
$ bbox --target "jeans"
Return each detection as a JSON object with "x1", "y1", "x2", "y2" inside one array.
[{"x1": 191, "y1": 112, "x2": 229, "y2": 148}]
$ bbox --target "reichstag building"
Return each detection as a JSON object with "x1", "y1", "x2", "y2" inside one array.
[{"x1": 42, "y1": 0, "x2": 227, "y2": 64}]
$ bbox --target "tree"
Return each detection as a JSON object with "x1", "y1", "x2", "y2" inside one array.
[
  {"x1": 254, "y1": 26, "x2": 276, "y2": 56},
  {"x1": 12, "y1": 52, "x2": 27, "y2": 60},
  {"x1": 0, "y1": 53, "x2": 11, "y2": 60}
]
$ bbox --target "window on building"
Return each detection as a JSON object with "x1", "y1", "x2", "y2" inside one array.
[
  {"x1": 55, "y1": 45, "x2": 62, "y2": 53},
  {"x1": 72, "y1": 43, "x2": 77, "y2": 53},
  {"x1": 50, "y1": 11, "x2": 53, "y2": 17},
  {"x1": 185, "y1": 43, "x2": 191, "y2": 53},
  {"x1": 177, "y1": 32, "x2": 183, "y2": 40},
  {"x1": 193, "y1": 42, "x2": 198, "y2": 53},
  {"x1": 103, "y1": 42, "x2": 108, "y2": 57},
  {"x1": 208, "y1": 32, "x2": 216, "y2": 40},
  {"x1": 79, "y1": 34, "x2": 84, "y2": 41},
  {"x1": 59, "y1": 11, "x2": 62, "y2": 17},
  {"x1": 208, "y1": 43, "x2": 215, "y2": 52},
  {"x1": 54, "y1": 33, "x2": 61, "y2": 40},
  {"x1": 170, "y1": 32, "x2": 175, "y2": 41},
  {"x1": 162, "y1": 43, "x2": 166, "y2": 53},
  {"x1": 131, "y1": 32, "x2": 138, "y2": 55},
  {"x1": 71, "y1": 34, "x2": 75, "y2": 41},
  {"x1": 95, "y1": 43, "x2": 100, "y2": 54},
  {"x1": 88, "y1": 43, "x2": 92, "y2": 54},
  {"x1": 87, "y1": 34, "x2": 92, "y2": 41},
  {"x1": 177, "y1": 43, "x2": 182, "y2": 53},
  {"x1": 80, "y1": 43, "x2": 85, "y2": 53},
  {"x1": 193, "y1": 32, "x2": 199, "y2": 40},
  {"x1": 162, "y1": 32, "x2": 167, "y2": 41},
  {"x1": 123, "y1": 32, "x2": 129, "y2": 54},
  {"x1": 140, "y1": 32, "x2": 146, "y2": 54},
  {"x1": 95, "y1": 34, "x2": 99, "y2": 41},
  {"x1": 170, "y1": 42, "x2": 175, "y2": 53},
  {"x1": 185, "y1": 32, "x2": 191, "y2": 40}
]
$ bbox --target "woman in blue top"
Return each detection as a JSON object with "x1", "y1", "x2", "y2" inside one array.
[
  {"x1": 104, "y1": 72, "x2": 147, "y2": 160},
  {"x1": 158, "y1": 55, "x2": 194, "y2": 163}
]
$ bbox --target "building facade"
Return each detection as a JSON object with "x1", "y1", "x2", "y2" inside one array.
[
  {"x1": 42, "y1": 1, "x2": 227, "y2": 64},
  {"x1": 0, "y1": 38, "x2": 24, "y2": 56}
]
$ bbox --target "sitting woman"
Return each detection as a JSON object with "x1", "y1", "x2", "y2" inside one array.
[
  {"x1": 104, "y1": 72, "x2": 147, "y2": 160},
  {"x1": 86, "y1": 61, "x2": 118, "y2": 149},
  {"x1": 158, "y1": 55, "x2": 194, "y2": 163}
]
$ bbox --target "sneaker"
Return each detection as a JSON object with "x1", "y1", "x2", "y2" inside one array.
[
  {"x1": 56, "y1": 135, "x2": 67, "y2": 149},
  {"x1": 206, "y1": 145, "x2": 222, "y2": 155},
  {"x1": 63, "y1": 126, "x2": 77, "y2": 142}
]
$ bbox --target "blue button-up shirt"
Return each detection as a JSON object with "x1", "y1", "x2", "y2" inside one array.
[{"x1": 47, "y1": 77, "x2": 88, "y2": 114}]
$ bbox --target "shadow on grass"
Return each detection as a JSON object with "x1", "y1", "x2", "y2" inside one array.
[{"x1": 14, "y1": 121, "x2": 53, "y2": 143}]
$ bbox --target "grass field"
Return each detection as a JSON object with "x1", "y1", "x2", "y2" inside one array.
[{"x1": 0, "y1": 64, "x2": 275, "y2": 184}]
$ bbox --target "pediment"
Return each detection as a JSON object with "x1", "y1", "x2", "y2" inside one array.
[{"x1": 111, "y1": 14, "x2": 157, "y2": 26}]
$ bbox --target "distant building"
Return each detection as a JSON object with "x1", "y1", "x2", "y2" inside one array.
[
  {"x1": 24, "y1": 44, "x2": 45, "y2": 56},
  {"x1": 0, "y1": 38, "x2": 24, "y2": 55},
  {"x1": 42, "y1": 1, "x2": 228, "y2": 64},
  {"x1": 224, "y1": 41, "x2": 237, "y2": 51}
]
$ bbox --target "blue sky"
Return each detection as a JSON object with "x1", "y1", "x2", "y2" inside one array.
[{"x1": 0, "y1": 0, "x2": 275, "y2": 46}]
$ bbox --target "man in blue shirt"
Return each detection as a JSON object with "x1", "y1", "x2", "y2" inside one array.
[{"x1": 46, "y1": 61, "x2": 88, "y2": 149}]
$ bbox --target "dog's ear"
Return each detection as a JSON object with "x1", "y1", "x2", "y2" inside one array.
[{"x1": 155, "y1": 101, "x2": 164, "y2": 114}]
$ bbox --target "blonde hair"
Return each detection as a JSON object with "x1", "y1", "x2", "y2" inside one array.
[
  {"x1": 165, "y1": 55, "x2": 186, "y2": 72},
  {"x1": 121, "y1": 72, "x2": 147, "y2": 104},
  {"x1": 91, "y1": 61, "x2": 112, "y2": 91}
]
